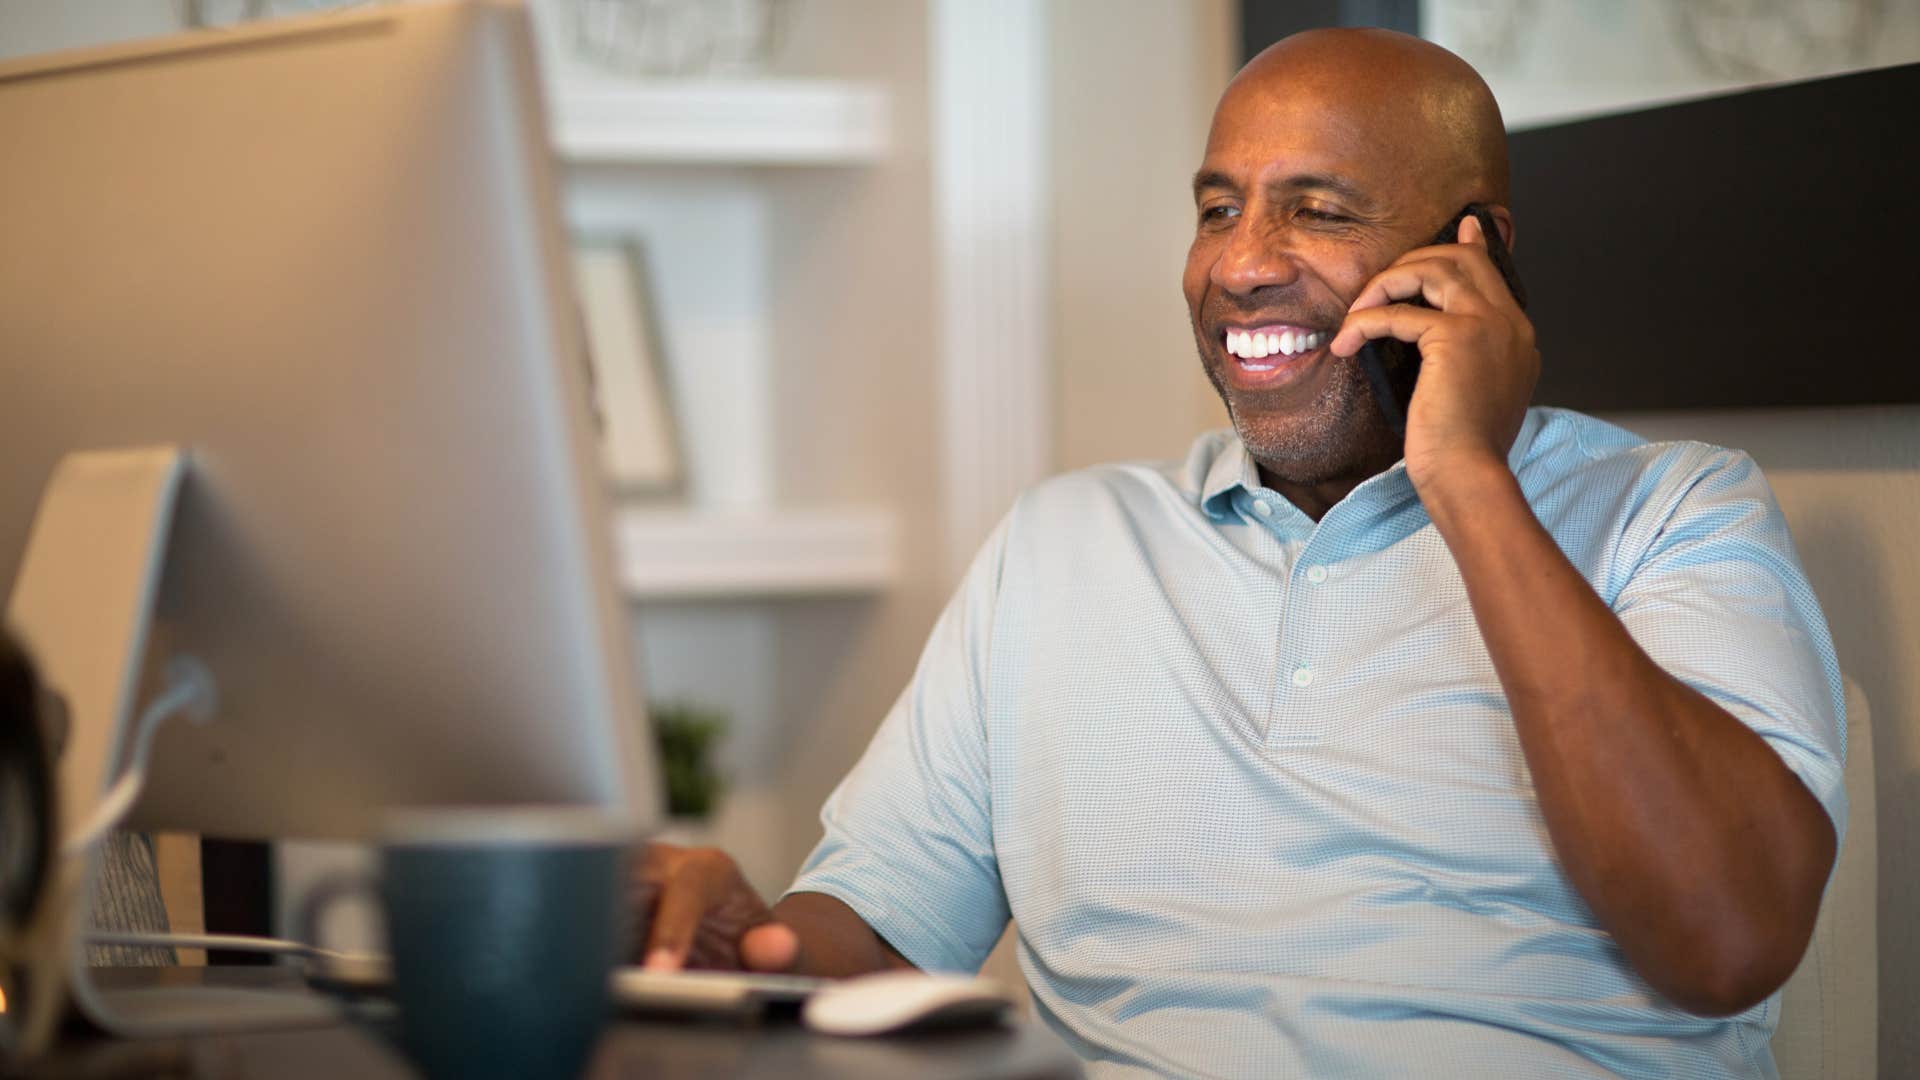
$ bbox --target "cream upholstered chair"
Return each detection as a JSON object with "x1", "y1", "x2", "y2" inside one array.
[{"x1": 1772, "y1": 675, "x2": 1876, "y2": 1079}]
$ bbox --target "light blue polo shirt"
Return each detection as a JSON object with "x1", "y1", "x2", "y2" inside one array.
[{"x1": 788, "y1": 407, "x2": 1846, "y2": 1079}]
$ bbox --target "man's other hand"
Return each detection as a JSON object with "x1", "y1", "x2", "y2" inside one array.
[{"x1": 631, "y1": 842, "x2": 800, "y2": 973}]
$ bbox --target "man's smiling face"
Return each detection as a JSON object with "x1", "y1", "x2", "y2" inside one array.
[{"x1": 1183, "y1": 29, "x2": 1504, "y2": 492}]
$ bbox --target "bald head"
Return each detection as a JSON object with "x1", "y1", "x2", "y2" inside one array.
[
  {"x1": 1182, "y1": 28, "x2": 1514, "y2": 497},
  {"x1": 1226, "y1": 28, "x2": 1508, "y2": 207}
]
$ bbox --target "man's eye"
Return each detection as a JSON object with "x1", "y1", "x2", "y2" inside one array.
[
  {"x1": 1200, "y1": 205, "x2": 1240, "y2": 224},
  {"x1": 1296, "y1": 208, "x2": 1350, "y2": 224}
]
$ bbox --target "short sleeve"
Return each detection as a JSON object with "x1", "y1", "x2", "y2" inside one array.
[
  {"x1": 782, "y1": 519, "x2": 1013, "y2": 973},
  {"x1": 1611, "y1": 448, "x2": 1847, "y2": 842}
]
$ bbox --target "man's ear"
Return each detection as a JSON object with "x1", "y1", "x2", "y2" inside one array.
[{"x1": 1486, "y1": 204, "x2": 1517, "y2": 253}]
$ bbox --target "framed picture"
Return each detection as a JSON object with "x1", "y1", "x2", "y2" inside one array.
[{"x1": 571, "y1": 237, "x2": 683, "y2": 494}]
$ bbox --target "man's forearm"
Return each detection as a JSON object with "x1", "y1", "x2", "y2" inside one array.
[
  {"x1": 773, "y1": 891, "x2": 919, "y2": 978},
  {"x1": 1417, "y1": 454, "x2": 1835, "y2": 1015}
]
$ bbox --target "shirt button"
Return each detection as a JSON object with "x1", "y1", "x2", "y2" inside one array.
[
  {"x1": 1291, "y1": 665, "x2": 1314, "y2": 688},
  {"x1": 1251, "y1": 499, "x2": 1273, "y2": 519},
  {"x1": 1305, "y1": 565, "x2": 1328, "y2": 584}
]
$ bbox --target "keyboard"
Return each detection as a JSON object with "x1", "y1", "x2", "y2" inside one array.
[{"x1": 610, "y1": 968, "x2": 828, "y2": 1014}]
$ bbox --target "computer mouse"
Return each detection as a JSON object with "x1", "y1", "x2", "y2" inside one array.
[{"x1": 801, "y1": 971, "x2": 1012, "y2": 1036}]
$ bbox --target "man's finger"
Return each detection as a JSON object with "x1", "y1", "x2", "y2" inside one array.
[
  {"x1": 1447, "y1": 215, "x2": 1522, "y2": 306},
  {"x1": 1347, "y1": 256, "x2": 1483, "y2": 316},
  {"x1": 642, "y1": 868, "x2": 716, "y2": 972},
  {"x1": 739, "y1": 922, "x2": 800, "y2": 972},
  {"x1": 1329, "y1": 303, "x2": 1448, "y2": 358},
  {"x1": 1370, "y1": 231, "x2": 1513, "y2": 317},
  {"x1": 1457, "y1": 212, "x2": 1484, "y2": 247}
]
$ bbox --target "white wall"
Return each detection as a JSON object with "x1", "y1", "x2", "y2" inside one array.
[
  {"x1": 538, "y1": 0, "x2": 949, "y2": 909},
  {"x1": 1049, "y1": 0, "x2": 1234, "y2": 472},
  {"x1": 0, "y1": 1, "x2": 177, "y2": 56},
  {"x1": 747, "y1": 0, "x2": 944, "y2": 895}
]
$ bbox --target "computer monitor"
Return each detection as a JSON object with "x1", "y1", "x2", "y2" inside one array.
[{"x1": 0, "y1": 0, "x2": 661, "y2": 845}]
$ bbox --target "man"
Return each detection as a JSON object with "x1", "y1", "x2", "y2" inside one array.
[{"x1": 632, "y1": 28, "x2": 1845, "y2": 1078}]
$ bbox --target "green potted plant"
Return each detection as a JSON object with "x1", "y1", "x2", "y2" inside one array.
[{"x1": 649, "y1": 701, "x2": 728, "y2": 834}]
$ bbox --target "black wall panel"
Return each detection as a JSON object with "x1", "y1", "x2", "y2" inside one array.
[{"x1": 1511, "y1": 63, "x2": 1920, "y2": 411}]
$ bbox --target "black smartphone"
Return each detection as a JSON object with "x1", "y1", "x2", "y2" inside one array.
[{"x1": 1354, "y1": 203, "x2": 1527, "y2": 436}]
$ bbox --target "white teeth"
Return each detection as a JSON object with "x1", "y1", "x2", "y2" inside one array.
[{"x1": 1227, "y1": 328, "x2": 1327, "y2": 362}]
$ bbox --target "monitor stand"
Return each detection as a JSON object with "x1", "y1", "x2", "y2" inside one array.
[{"x1": 5, "y1": 448, "x2": 340, "y2": 1040}]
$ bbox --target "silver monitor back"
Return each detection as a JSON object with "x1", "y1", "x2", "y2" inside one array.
[{"x1": 0, "y1": 0, "x2": 661, "y2": 839}]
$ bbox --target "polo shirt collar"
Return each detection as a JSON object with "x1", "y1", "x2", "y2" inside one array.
[{"x1": 1200, "y1": 437, "x2": 1262, "y2": 521}]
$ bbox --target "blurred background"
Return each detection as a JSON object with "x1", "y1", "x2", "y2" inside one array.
[{"x1": 3, "y1": 0, "x2": 1917, "y2": 1071}]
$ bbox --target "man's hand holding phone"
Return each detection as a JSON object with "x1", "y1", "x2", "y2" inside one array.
[{"x1": 1328, "y1": 211, "x2": 1539, "y2": 498}]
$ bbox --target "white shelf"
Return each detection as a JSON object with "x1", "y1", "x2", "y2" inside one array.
[
  {"x1": 613, "y1": 506, "x2": 901, "y2": 599},
  {"x1": 550, "y1": 78, "x2": 890, "y2": 165}
]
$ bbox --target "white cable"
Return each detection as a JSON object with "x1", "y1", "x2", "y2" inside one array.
[
  {"x1": 82, "y1": 930, "x2": 356, "y2": 962},
  {"x1": 62, "y1": 656, "x2": 217, "y2": 857}
]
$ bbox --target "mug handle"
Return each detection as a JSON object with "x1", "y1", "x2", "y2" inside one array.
[{"x1": 296, "y1": 870, "x2": 391, "y2": 991}]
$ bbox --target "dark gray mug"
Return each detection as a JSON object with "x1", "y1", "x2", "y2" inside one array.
[{"x1": 304, "y1": 807, "x2": 637, "y2": 1080}]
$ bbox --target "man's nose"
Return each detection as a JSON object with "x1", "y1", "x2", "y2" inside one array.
[{"x1": 1212, "y1": 218, "x2": 1302, "y2": 296}]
